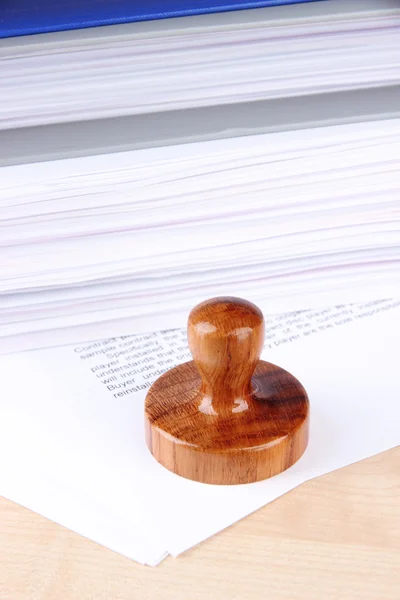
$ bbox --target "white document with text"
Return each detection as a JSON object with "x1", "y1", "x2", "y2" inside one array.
[{"x1": 0, "y1": 299, "x2": 399, "y2": 564}]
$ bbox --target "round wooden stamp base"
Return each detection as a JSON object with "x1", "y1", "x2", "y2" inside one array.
[{"x1": 145, "y1": 360, "x2": 309, "y2": 485}]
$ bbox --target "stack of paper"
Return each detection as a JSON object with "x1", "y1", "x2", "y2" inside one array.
[
  {"x1": 2, "y1": 119, "x2": 400, "y2": 353},
  {"x1": 0, "y1": 0, "x2": 399, "y2": 130}
]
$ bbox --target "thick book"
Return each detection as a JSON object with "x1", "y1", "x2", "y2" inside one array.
[{"x1": 0, "y1": 0, "x2": 322, "y2": 38}]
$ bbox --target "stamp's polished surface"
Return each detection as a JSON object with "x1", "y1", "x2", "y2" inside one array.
[{"x1": 145, "y1": 297, "x2": 309, "y2": 484}]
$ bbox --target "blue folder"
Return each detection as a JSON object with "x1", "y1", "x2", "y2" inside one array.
[{"x1": 0, "y1": 1, "x2": 322, "y2": 39}]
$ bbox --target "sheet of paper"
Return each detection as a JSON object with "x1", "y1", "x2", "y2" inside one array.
[{"x1": 0, "y1": 298, "x2": 399, "y2": 564}]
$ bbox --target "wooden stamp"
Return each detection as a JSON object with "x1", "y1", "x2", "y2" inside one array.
[{"x1": 145, "y1": 297, "x2": 309, "y2": 485}]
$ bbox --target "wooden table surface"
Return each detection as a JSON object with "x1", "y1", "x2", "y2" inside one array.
[{"x1": 0, "y1": 447, "x2": 398, "y2": 600}]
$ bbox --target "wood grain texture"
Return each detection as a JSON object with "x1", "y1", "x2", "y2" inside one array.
[
  {"x1": 145, "y1": 297, "x2": 309, "y2": 484},
  {"x1": 0, "y1": 447, "x2": 398, "y2": 600}
]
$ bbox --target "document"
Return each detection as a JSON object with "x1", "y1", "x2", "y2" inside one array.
[{"x1": 0, "y1": 298, "x2": 399, "y2": 565}]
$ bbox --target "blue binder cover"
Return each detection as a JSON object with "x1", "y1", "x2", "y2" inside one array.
[{"x1": 0, "y1": 1, "x2": 322, "y2": 39}]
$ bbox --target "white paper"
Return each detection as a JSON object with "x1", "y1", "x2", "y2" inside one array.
[
  {"x1": 1, "y1": 120, "x2": 400, "y2": 353},
  {"x1": 0, "y1": 298, "x2": 399, "y2": 564}
]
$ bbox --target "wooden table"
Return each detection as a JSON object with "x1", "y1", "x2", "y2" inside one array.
[{"x1": 0, "y1": 447, "x2": 398, "y2": 600}]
